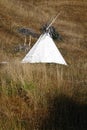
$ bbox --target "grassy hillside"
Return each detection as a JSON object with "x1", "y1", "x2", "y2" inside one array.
[
  {"x1": 0, "y1": 0, "x2": 87, "y2": 62},
  {"x1": 0, "y1": 0, "x2": 87, "y2": 130}
]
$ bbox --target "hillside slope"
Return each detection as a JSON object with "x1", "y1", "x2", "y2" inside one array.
[
  {"x1": 0, "y1": 1, "x2": 87, "y2": 129},
  {"x1": 0, "y1": 0, "x2": 87, "y2": 63}
]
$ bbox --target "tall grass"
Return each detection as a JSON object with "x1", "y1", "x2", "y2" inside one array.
[
  {"x1": 0, "y1": 60, "x2": 87, "y2": 130},
  {"x1": 0, "y1": 0, "x2": 87, "y2": 129}
]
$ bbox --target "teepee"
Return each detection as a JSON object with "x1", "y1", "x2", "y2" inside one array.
[{"x1": 22, "y1": 33, "x2": 67, "y2": 65}]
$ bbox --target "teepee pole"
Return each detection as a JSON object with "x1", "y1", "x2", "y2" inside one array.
[{"x1": 46, "y1": 11, "x2": 61, "y2": 30}]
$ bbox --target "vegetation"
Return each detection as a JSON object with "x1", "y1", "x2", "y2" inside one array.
[
  {"x1": 0, "y1": 62, "x2": 87, "y2": 130},
  {"x1": 0, "y1": 0, "x2": 87, "y2": 130}
]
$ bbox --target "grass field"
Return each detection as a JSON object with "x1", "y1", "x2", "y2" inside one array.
[{"x1": 0, "y1": 0, "x2": 87, "y2": 130}]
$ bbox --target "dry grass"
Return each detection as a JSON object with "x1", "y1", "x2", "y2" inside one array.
[
  {"x1": 0, "y1": 60, "x2": 87, "y2": 129},
  {"x1": 0, "y1": 0, "x2": 87, "y2": 129}
]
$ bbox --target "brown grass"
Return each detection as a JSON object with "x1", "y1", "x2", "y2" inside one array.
[
  {"x1": 0, "y1": 61, "x2": 87, "y2": 129},
  {"x1": 0, "y1": 0, "x2": 87, "y2": 129}
]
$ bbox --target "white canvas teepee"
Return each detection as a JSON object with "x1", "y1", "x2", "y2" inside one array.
[{"x1": 22, "y1": 33, "x2": 67, "y2": 65}]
